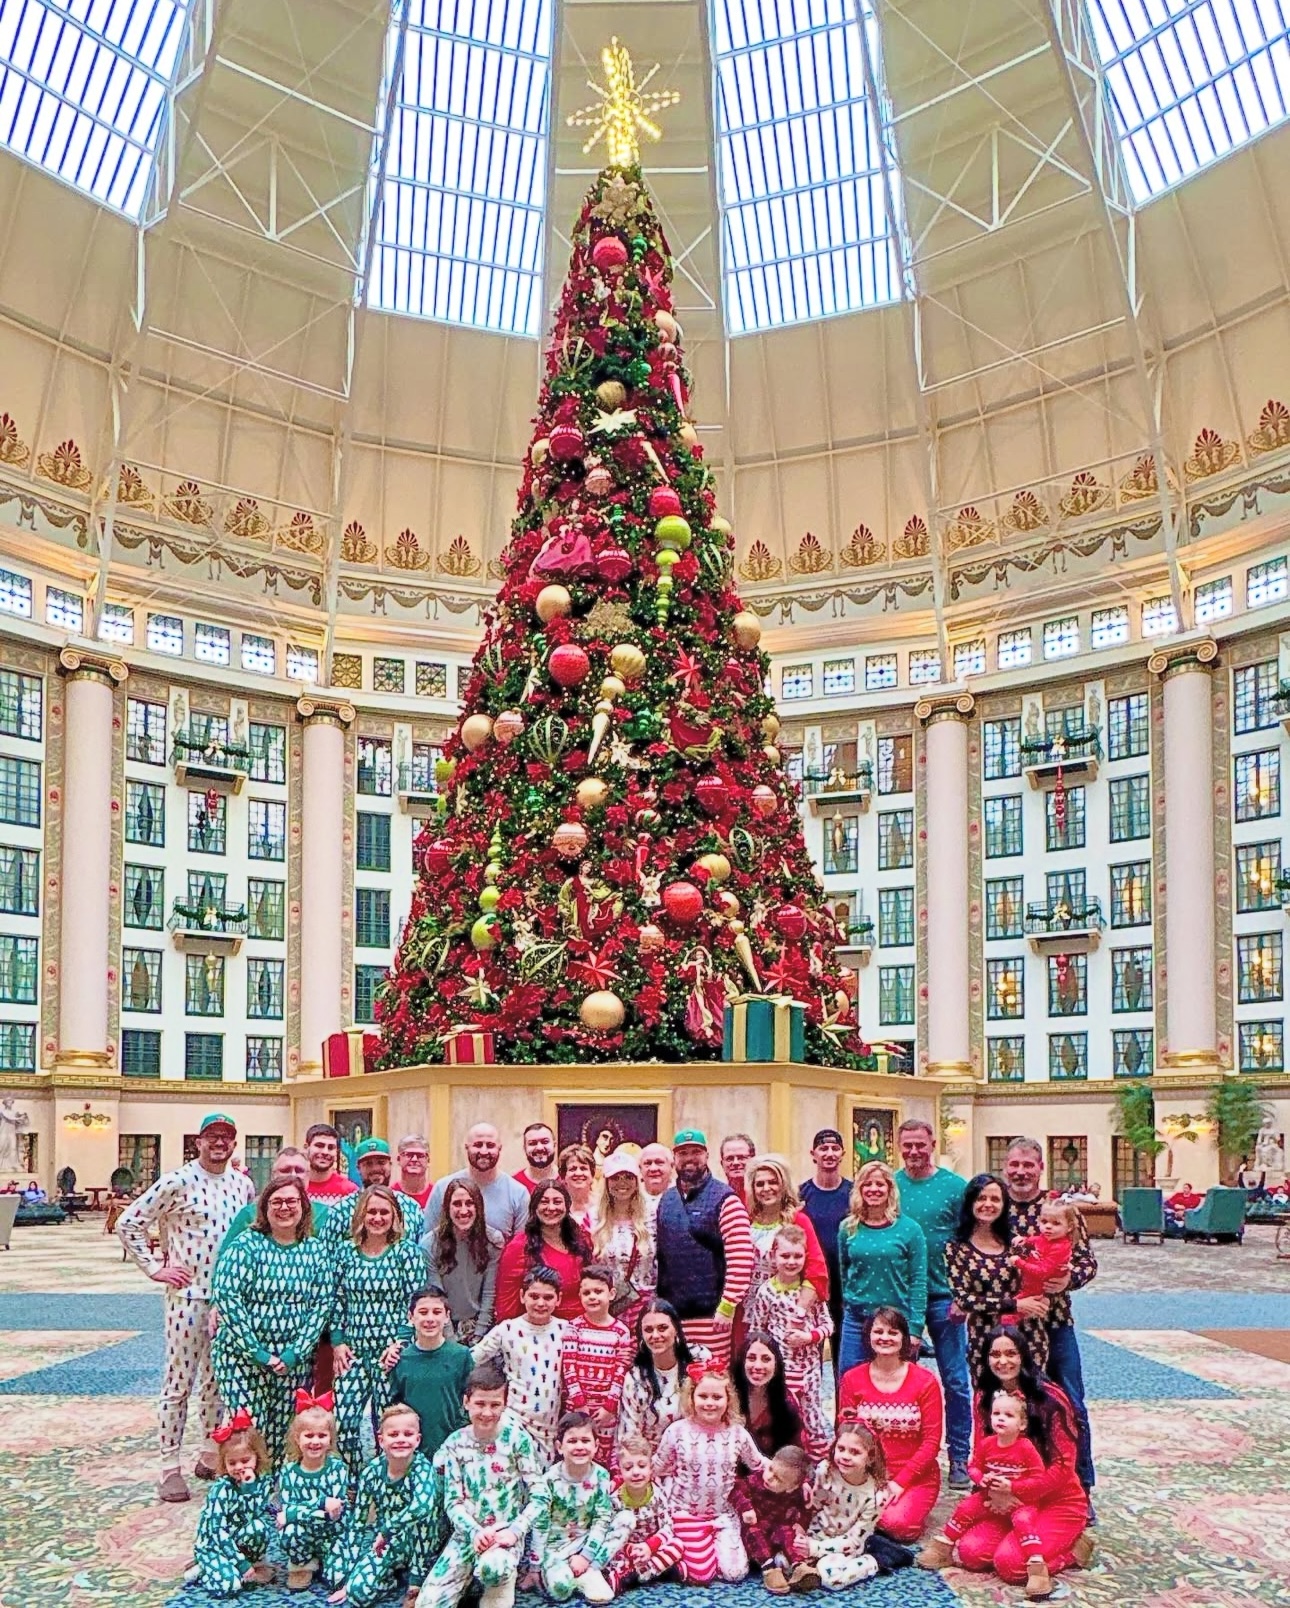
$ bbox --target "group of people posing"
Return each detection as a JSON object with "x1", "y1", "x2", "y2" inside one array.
[{"x1": 117, "y1": 1113, "x2": 1099, "y2": 1605}]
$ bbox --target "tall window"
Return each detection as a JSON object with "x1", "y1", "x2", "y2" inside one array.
[
  {"x1": 0, "y1": 671, "x2": 41, "y2": 740},
  {"x1": 1045, "y1": 787, "x2": 1086, "y2": 851},
  {"x1": 247, "y1": 959, "x2": 285, "y2": 1019},
  {"x1": 357, "y1": 812, "x2": 392, "y2": 873},
  {"x1": 1046, "y1": 869, "x2": 1088, "y2": 912},
  {"x1": 985, "y1": 877, "x2": 1024, "y2": 940},
  {"x1": 0, "y1": 935, "x2": 37, "y2": 1003},
  {"x1": 1109, "y1": 775, "x2": 1151, "y2": 841},
  {"x1": 1110, "y1": 861, "x2": 1152, "y2": 927},
  {"x1": 185, "y1": 1033, "x2": 224, "y2": 1080},
  {"x1": 1237, "y1": 933, "x2": 1283, "y2": 1003},
  {"x1": 878, "y1": 965, "x2": 914, "y2": 1024},
  {"x1": 126, "y1": 781, "x2": 165, "y2": 846},
  {"x1": 987, "y1": 1038, "x2": 1024, "y2": 1082},
  {"x1": 1048, "y1": 1033, "x2": 1088, "y2": 1081},
  {"x1": 0, "y1": 757, "x2": 40, "y2": 827},
  {"x1": 123, "y1": 947, "x2": 162, "y2": 1013},
  {"x1": 248, "y1": 724, "x2": 287, "y2": 784},
  {"x1": 823, "y1": 816, "x2": 859, "y2": 875},
  {"x1": 1048, "y1": 1135, "x2": 1088, "y2": 1190},
  {"x1": 121, "y1": 1030, "x2": 162, "y2": 1079},
  {"x1": 124, "y1": 864, "x2": 164, "y2": 929},
  {"x1": 356, "y1": 888, "x2": 392, "y2": 949},
  {"x1": 0, "y1": 846, "x2": 39, "y2": 914},
  {"x1": 984, "y1": 796, "x2": 1023, "y2": 858},
  {"x1": 358, "y1": 738, "x2": 393, "y2": 796},
  {"x1": 1047, "y1": 954, "x2": 1087, "y2": 1016},
  {"x1": 878, "y1": 887, "x2": 913, "y2": 947},
  {"x1": 877, "y1": 811, "x2": 913, "y2": 870},
  {"x1": 1235, "y1": 750, "x2": 1280, "y2": 821},
  {"x1": 248, "y1": 800, "x2": 286, "y2": 861},
  {"x1": 127, "y1": 698, "x2": 167, "y2": 763},
  {"x1": 372, "y1": 0, "x2": 554, "y2": 336},
  {"x1": 187, "y1": 791, "x2": 226, "y2": 854},
  {"x1": 713, "y1": 0, "x2": 900, "y2": 333},
  {"x1": 1235, "y1": 840, "x2": 1282, "y2": 912},
  {"x1": 1238, "y1": 1020, "x2": 1284, "y2": 1074},
  {"x1": 1234, "y1": 662, "x2": 1279, "y2": 734},
  {"x1": 1108, "y1": 693, "x2": 1149, "y2": 759},
  {"x1": 986, "y1": 958, "x2": 1025, "y2": 1020},
  {"x1": 0, "y1": 1021, "x2": 34, "y2": 1071},
  {"x1": 247, "y1": 879, "x2": 285, "y2": 942},
  {"x1": 185, "y1": 956, "x2": 225, "y2": 1016},
  {"x1": 983, "y1": 718, "x2": 1021, "y2": 780},
  {"x1": 354, "y1": 965, "x2": 386, "y2": 1024},
  {"x1": 1112, "y1": 947, "x2": 1153, "y2": 1012},
  {"x1": 876, "y1": 735, "x2": 912, "y2": 794}
]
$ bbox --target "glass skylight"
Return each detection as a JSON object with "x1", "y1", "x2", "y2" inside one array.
[
  {"x1": 0, "y1": 0, "x2": 192, "y2": 217},
  {"x1": 1089, "y1": 0, "x2": 1290, "y2": 201},
  {"x1": 712, "y1": 0, "x2": 901, "y2": 333},
  {"x1": 370, "y1": 0, "x2": 552, "y2": 337}
]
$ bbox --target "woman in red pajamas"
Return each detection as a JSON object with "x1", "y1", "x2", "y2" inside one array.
[
  {"x1": 837, "y1": 1306, "x2": 943, "y2": 1543},
  {"x1": 953, "y1": 1327, "x2": 1093, "y2": 1587}
]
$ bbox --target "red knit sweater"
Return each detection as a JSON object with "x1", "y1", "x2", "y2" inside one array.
[
  {"x1": 495, "y1": 1235, "x2": 587, "y2": 1321},
  {"x1": 838, "y1": 1361, "x2": 944, "y2": 1488}
]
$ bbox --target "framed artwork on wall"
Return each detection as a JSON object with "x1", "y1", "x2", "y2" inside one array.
[
  {"x1": 850, "y1": 1106, "x2": 896, "y2": 1170},
  {"x1": 555, "y1": 1102, "x2": 659, "y2": 1165}
]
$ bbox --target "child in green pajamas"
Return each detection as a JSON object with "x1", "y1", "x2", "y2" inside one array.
[
  {"x1": 277, "y1": 1394, "x2": 350, "y2": 1590},
  {"x1": 329, "y1": 1404, "x2": 441, "y2": 1608},
  {"x1": 528, "y1": 1412, "x2": 617, "y2": 1603},
  {"x1": 331, "y1": 1186, "x2": 429, "y2": 1472},
  {"x1": 193, "y1": 1415, "x2": 275, "y2": 1596},
  {"x1": 417, "y1": 1366, "x2": 545, "y2": 1608}
]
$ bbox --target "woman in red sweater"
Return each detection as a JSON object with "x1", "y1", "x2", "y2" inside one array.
[
  {"x1": 838, "y1": 1305, "x2": 944, "y2": 1542},
  {"x1": 494, "y1": 1179, "x2": 591, "y2": 1321},
  {"x1": 954, "y1": 1326, "x2": 1092, "y2": 1585}
]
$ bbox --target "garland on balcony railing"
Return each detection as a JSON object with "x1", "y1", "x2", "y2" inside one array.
[
  {"x1": 170, "y1": 899, "x2": 248, "y2": 929},
  {"x1": 172, "y1": 731, "x2": 252, "y2": 764},
  {"x1": 1019, "y1": 725, "x2": 1101, "y2": 757}
]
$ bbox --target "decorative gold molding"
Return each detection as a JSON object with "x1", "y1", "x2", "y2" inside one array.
[
  {"x1": 51, "y1": 1049, "x2": 116, "y2": 1071},
  {"x1": 913, "y1": 691, "x2": 975, "y2": 726},
  {"x1": 1146, "y1": 637, "x2": 1219, "y2": 680},
  {"x1": 924, "y1": 1059, "x2": 978, "y2": 1081},
  {"x1": 56, "y1": 646, "x2": 129, "y2": 685},
  {"x1": 296, "y1": 695, "x2": 356, "y2": 728}
]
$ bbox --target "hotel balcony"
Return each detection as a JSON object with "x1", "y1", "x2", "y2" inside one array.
[
  {"x1": 1021, "y1": 729, "x2": 1101, "y2": 790},
  {"x1": 168, "y1": 898, "x2": 248, "y2": 956},
  {"x1": 171, "y1": 729, "x2": 251, "y2": 794},
  {"x1": 1025, "y1": 897, "x2": 1105, "y2": 954},
  {"x1": 803, "y1": 763, "x2": 873, "y2": 815}
]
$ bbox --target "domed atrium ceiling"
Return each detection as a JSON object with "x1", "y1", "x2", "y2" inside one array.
[{"x1": 0, "y1": 0, "x2": 1286, "y2": 670}]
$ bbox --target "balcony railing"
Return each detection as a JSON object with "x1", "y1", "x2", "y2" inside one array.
[
  {"x1": 168, "y1": 897, "x2": 248, "y2": 954},
  {"x1": 803, "y1": 764, "x2": 873, "y2": 813},
  {"x1": 1025, "y1": 898, "x2": 1105, "y2": 954},
  {"x1": 171, "y1": 729, "x2": 251, "y2": 793},
  {"x1": 396, "y1": 762, "x2": 441, "y2": 817},
  {"x1": 1021, "y1": 728, "x2": 1102, "y2": 788},
  {"x1": 836, "y1": 919, "x2": 875, "y2": 963}
]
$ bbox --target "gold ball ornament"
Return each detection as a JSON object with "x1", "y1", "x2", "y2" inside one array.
[
  {"x1": 599, "y1": 675, "x2": 626, "y2": 701},
  {"x1": 695, "y1": 852, "x2": 732, "y2": 883},
  {"x1": 575, "y1": 778, "x2": 610, "y2": 810},
  {"x1": 710, "y1": 514, "x2": 733, "y2": 538},
  {"x1": 609, "y1": 643, "x2": 646, "y2": 681},
  {"x1": 676, "y1": 422, "x2": 699, "y2": 448},
  {"x1": 764, "y1": 744, "x2": 781, "y2": 763},
  {"x1": 580, "y1": 989, "x2": 625, "y2": 1031},
  {"x1": 732, "y1": 611, "x2": 762, "y2": 649},
  {"x1": 461, "y1": 712, "x2": 493, "y2": 751},
  {"x1": 596, "y1": 380, "x2": 628, "y2": 409},
  {"x1": 761, "y1": 712, "x2": 781, "y2": 739},
  {"x1": 536, "y1": 584, "x2": 573, "y2": 622},
  {"x1": 531, "y1": 439, "x2": 550, "y2": 467},
  {"x1": 655, "y1": 310, "x2": 678, "y2": 340}
]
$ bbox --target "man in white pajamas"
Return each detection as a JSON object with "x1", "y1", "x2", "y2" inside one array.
[{"x1": 117, "y1": 1113, "x2": 255, "y2": 1502}]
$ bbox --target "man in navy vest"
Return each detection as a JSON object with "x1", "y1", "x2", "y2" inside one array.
[{"x1": 655, "y1": 1128, "x2": 756, "y2": 1369}]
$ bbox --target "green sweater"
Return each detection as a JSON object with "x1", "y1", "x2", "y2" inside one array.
[
  {"x1": 895, "y1": 1167, "x2": 966, "y2": 1301},
  {"x1": 837, "y1": 1215, "x2": 929, "y2": 1334},
  {"x1": 388, "y1": 1339, "x2": 473, "y2": 1461}
]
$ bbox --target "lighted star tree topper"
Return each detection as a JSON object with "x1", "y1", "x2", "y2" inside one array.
[{"x1": 567, "y1": 38, "x2": 681, "y2": 166}]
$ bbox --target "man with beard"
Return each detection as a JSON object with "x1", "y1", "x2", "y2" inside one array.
[
  {"x1": 303, "y1": 1122, "x2": 358, "y2": 1201},
  {"x1": 513, "y1": 1122, "x2": 558, "y2": 1193},
  {"x1": 425, "y1": 1123, "x2": 530, "y2": 1241},
  {"x1": 654, "y1": 1129, "x2": 755, "y2": 1368}
]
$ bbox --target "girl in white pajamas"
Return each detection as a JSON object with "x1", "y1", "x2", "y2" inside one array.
[{"x1": 800, "y1": 1422, "x2": 885, "y2": 1589}]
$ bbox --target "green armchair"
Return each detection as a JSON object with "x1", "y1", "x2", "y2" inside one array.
[
  {"x1": 1120, "y1": 1187, "x2": 1164, "y2": 1243},
  {"x1": 1183, "y1": 1187, "x2": 1247, "y2": 1244}
]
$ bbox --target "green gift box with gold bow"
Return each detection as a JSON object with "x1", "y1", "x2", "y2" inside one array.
[{"x1": 722, "y1": 994, "x2": 806, "y2": 1063}]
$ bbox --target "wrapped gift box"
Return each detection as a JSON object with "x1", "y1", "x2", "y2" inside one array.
[
  {"x1": 722, "y1": 994, "x2": 806, "y2": 1063},
  {"x1": 322, "y1": 1030, "x2": 379, "y2": 1077},
  {"x1": 444, "y1": 1025, "x2": 497, "y2": 1066}
]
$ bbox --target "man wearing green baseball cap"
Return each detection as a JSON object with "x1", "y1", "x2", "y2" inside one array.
[
  {"x1": 319, "y1": 1135, "x2": 424, "y2": 1252},
  {"x1": 654, "y1": 1127, "x2": 756, "y2": 1369},
  {"x1": 117, "y1": 1112, "x2": 256, "y2": 1502}
]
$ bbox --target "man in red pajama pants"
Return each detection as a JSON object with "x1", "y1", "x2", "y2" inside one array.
[{"x1": 654, "y1": 1130, "x2": 756, "y2": 1371}]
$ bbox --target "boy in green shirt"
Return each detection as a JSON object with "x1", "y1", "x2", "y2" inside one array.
[{"x1": 388, "y1": 1285, "x2": 473, "y2": 1461}]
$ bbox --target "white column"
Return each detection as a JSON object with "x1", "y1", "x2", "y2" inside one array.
[
  {"x1": 916, "y1": 692, "x2": 975, "y2": 1078},
  {"x1": 1151, "y1": 641, "x2": 1219, "y2": 1069},
  {"x1": 55, "y1": 647, "x2": 127, "y2": 1069},
  {"x1": 297, "y1": 697, "x2": 354, "y2": 1076}
]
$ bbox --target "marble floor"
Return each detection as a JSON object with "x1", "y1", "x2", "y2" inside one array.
[{"x1": 0, "y1": 1220, "x2": 1287, "y2": 1608}]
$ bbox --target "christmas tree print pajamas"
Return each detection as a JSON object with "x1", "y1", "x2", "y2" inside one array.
[
  {"x1": 653, "y1": 1418, "x2": 767, "y2": 1583},
  {"x1": 744, "y1": 1277, "x2": 834, "y2": 1459},
  {"x1": 472, "y1": 1317, "x2": 567, "y2": 1461},
  {"x1": 209, "y1": 1234, "x2": 334, "y2": 1467},
  {"x1": 606, "y1": 1483, "x2": 684, "y2": 1589},
  {"x1": 529, "y1": 1463, "x2": 618, "y2": 1600},
  {"x1": 416, "y1": 1410, "x2": 545, "y2": 1608},
  {"x1": 117, "y1": 1160, "x2": 255, "y2": 1470},
  {"x1": 332, "y1": 1451, "x2": 441, "y2": 1608},
  {"x1": 331, "y1": 1237, "x2": 428, "y2": 1471},
  {"x1": 319, "y1": 1194, "x2": 426, "y2": 1256},
  {"x1": 278, "y1": 1456, "x2": 351, "y2": 1580},
  {"x1": 193, "y1": 1475, "x2": 272, "y2": 1596},
  {"x1": 560, "y1": 1316, "x2": 636, "y2": 1467},
  {"x1": 805, "y1": 1462, "x2": 883, "y2": 1587}
]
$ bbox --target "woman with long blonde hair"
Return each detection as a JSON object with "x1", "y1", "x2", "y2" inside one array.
[
  {"x1": 745, "y1": 1153, "x2": 831, "y2": 1309},
  {"x1": 836, "y1": 1160, "x2": 928, "y2": 1376},
  {"x1": 592, "y1": 1150, "x2": 656, "y2": 1326}
]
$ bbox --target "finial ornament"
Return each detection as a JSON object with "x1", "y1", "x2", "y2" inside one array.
[{"x1": 567, "y1": 38, "x2": 680, "y2": 167}]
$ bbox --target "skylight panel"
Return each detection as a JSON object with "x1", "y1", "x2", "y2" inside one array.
[
  {"x1": 712, "y1": 0, "x2": 901, "y2": 333},
  {"x1": 0, "y1": 0, "x2": 192, "y2": 217},
  {"x1": 1089, "y1": 0, "x2": 1290, "y2": 201},
  {"x1": 370, "y1": 0, "x2": 553, "y2": 337}
]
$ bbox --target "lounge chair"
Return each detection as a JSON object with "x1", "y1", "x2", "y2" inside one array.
[
  {"x1": 1183, "y1": 1187, "x2": 1247, "y2": 1244},
  {"x1": 1120, "y1": 1187, "x2": 1164, "y2": 1243}
]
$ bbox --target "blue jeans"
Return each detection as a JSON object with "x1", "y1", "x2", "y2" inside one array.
[
  {"x1": 838, "y1": 1308, "x2": 874, "y2": 1375},
  {"x1": 1046, "y1": 1321, "x2": 1095, "y2": 1490},
  {"x1": 919, "y1": 1296, "x2": 972, "y2": 1464}
]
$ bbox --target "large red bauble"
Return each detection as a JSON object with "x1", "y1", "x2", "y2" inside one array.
[
  {"x1": 662, "y1": 881, "x2": 704, "y2": 927},
  {"x1": 548, "y1": 422, "x2": 585, "y2": 462},
  {"x1": 591, "y1": 235, "x2": 629, "y2": 271},
  {"x1": 648, "y1": 486, "x2": 683, "y2": 519},
  {"x1": 422, "y1": 840, "x2": 452, "y2": 878},
  {"x1": 774, "y1": 903, "x2": 808, "y2": 939},
  {"x1": 751, "y1": 784, "x2": 777, "y2": 817},
  {"x1": 695, "y1": 774, "x2": 728, "y2": 815},
  {"x1": 596, "y1": 545, "x2": 633, "y2": 583},
  {"x1": 549, "y1": 644, "x2": 591, "y2": 687}
]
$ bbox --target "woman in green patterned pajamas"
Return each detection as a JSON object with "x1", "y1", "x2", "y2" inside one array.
[{"x1": 210, "y1": 1177, "x2": 335, "y2": 1468}]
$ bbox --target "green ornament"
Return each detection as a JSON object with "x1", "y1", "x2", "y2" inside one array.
[
  {"x1": 530, "y1": 713, "x2": 571, "y2": 764},
  {"x1": 518, "y1": 939, "x2": 568, "y2": 984},
  {"x1": 470, "y1": 914, "x2": 499, "y2": 951},
  {"x1": 435, "y1": 757, "x2": 456, "y2": 787},
  {"x1": 484, "y1": 861, "x2": 502, "y2": 885},
  {"x1": 627, "y1": 709, "x2": 660, "y2": 741},
  {"x1": 479, "y1": 886, "x2": 501, "y2": 914},
  {"x1": 631, "y1": 235, "x2": 648, "y2": 260},
  {"x1": 629, "y1": 359, "x2": 651, "y2": 386},
  {"x1": 524, "y1": 786, "x2": 545, "y2": 808},
  {"x1": 730, "y1": 825, "x2": 757, "y2": 867}
]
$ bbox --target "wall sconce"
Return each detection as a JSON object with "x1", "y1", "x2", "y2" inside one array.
[
  {"x1": 944, "y1": 1116, "x2": 968, "y2": 1141},
  {"x1": 63, "y1": 1102, "x2": 111, "y2": 1130}
]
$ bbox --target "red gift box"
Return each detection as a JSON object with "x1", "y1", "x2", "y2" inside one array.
[
  {"x1": 444, "y1": 1026, "x2": 496, "y2": 1066},
  {"x1": 323, "y1": 1030, "x2": 379, "y2": 1077}
]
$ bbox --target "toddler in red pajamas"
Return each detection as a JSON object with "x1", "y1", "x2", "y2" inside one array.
[
  {"x1": 731, "y1": 1444, "x2": 812, "y2": 1594},
  {"x1": 560, "y1": 1265, "x2": 636, "y2": 1468},
  {"x1": 605, "y1": 1437, "x2": 684, "y2": 1589},
  {"x1": 1006, "y1": 1200, "x2": 1074, "y2": 1321}
]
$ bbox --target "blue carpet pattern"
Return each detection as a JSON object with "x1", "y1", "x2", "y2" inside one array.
[{"x1": 166, "y1": 1579, "x2": 961, "y2": 1608}]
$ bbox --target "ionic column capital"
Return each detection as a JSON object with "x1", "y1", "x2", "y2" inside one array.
[
  {"x1": 296, "y1": 695, "x2": 356, "y2": 729},
  {"x1": 1147, "y1": 636, "x2": 1218, "y2": 681},
  {"x1": 57, "y1": 646, "x2": 129, "y2": 687},
  {"x1": 915, "y1": 690, "x2": 975, "y2": 727}
]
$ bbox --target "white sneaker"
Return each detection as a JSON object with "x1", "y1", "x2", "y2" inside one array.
[
  {"x1": 480, "y1": 1577, "x2": 517, "y2": 1608},
  {"x1": 855, "y1": 1556, "x2": 879, "y2": 1582},
  {"x1": 578, "y1": 1568, "x2": 614, "y2": 1604}
]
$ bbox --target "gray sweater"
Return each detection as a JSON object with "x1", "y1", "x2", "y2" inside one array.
[{"x1": 422, "y1": 1224, "x2": 504, "y2": 1343}]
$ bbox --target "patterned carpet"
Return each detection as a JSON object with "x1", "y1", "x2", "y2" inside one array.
[{"x1": 1, "y1": 1223, "x2": 1288, "y2": 1608}]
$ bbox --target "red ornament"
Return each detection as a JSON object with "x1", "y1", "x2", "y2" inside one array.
[
  {"x1": 596, "y1": 545, "x2": 634, "y2": 583},
  {"x1": 548, "y1": 644, "x2": 591, "y2": 687},
  {"x1": 649, "y1": 486, "x2": 683, "y2": 519},
  {"x1": 422, "y1": 841, "x2": 452, "y2": 878},
  {"x1": 662, "y1": 881, "x2": 704, "y2": 927},
  {"x1": 774, "y1": 903, "x2": 807, "y2": 939},
  {"x1": 205, "y1": 788, "x2": 220, "y2": 818},
  {"x1": 751, "y1": 784, "x2": 777, "y2": 817},
  {"x1": 695, "y1": 774, "x2": 728, "y2": 816},
  {"x1": 591, "y1": 235, "x2": 628, "y2": 271},
  {"x1": 548, "y1": 422, "x2": 584, "y2": 462}
]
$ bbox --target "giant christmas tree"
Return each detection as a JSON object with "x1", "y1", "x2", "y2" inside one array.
[{"x1": 378, "y1": 105, "x2": 875, "y2": 1070}]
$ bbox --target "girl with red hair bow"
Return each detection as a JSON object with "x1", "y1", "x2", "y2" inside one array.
[
  {"x1": 278, "y1": 1392, "x2": 349, "y2": 1590},
  {"x1": 193, "y1": 1412, "x2": 274, "y2": 1596}
]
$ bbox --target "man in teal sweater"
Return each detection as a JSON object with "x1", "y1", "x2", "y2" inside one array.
[{"x1": 895, "y1": 1119, "x2": 970, "y2": 1488}]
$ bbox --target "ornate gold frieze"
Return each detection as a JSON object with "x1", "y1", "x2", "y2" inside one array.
[
  {"x1": 1184, "y1": 427, "x2": 1241, "y2": 481},
  {"x1": 341, "y1": 521, "x2": 378, "y2": 564},
  {"x1": 788, "y1": 532, "x2": 832, "y2": 574},
  {"x1": 739, "y1": 540, "x2": 781, "y2": 582},
  {"x1": 1001, "y1": 490, "x2": 1048, "y2": 533},
  {"x1": 945, "y1": 506, "x2": 993, "y2": 550},
  {"x1": 1247, "y1": 400, "x2": 1290, "y2": 457},
  {"x1": 839, "y1": 524, "x2": 884, "y2": 567},
  {"x1": 0, "y1": 413, "x2": 30, "y2": 466},
  {"x1": 893, "y1": 516, "x2": 928, "y2": 560},
  {"x1": 1119, "y1": 454, "x2": 1160, "y2": 500},
  {"x1": 277, "y1": 511, "x2": 325, "y2": 555},
  {"x1": 438, "y1": 534, "x2": 481, "y2": 577},
  {"x1": 165, "y1": 479, "x2": 214, "y2": 527},
  {"x1": 36, "y1": 439, "x2": 93, "y2": 490},
  {"x1": 1059, "y1": 471, "x2": 1111, "y2": 518},
  {"x1": 386, "y1": 528, "x2": 431, "y2": 571}
]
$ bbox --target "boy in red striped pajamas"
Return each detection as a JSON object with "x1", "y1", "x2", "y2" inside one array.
[
  {"x1": 560, "y1": 1265, "x2": 636, "y2": 1468},
  {"x1": 606, "y1": 1437, "x2": 684, "y2": 1588}
]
